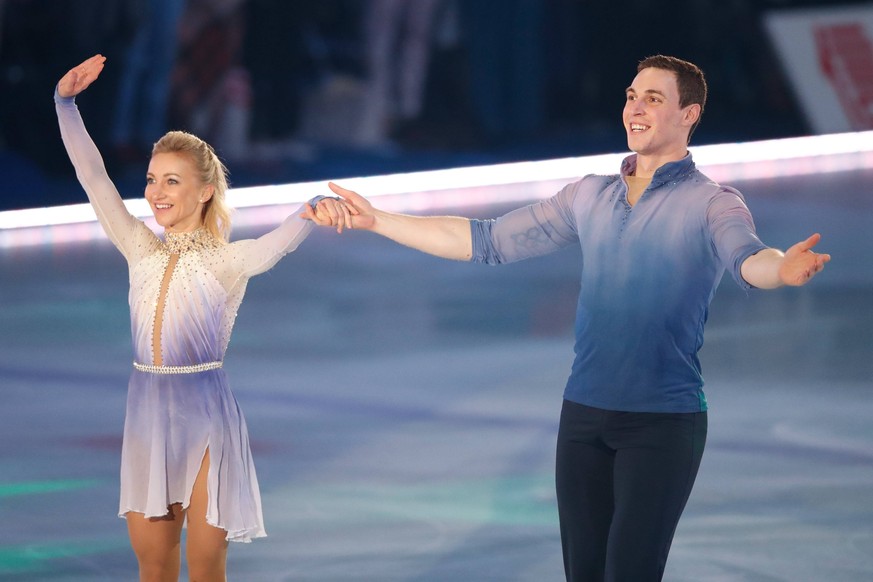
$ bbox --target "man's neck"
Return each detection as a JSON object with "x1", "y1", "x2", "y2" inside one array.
[{"x1": 632, "y1": 150, "x2": 688, "y2": 178}]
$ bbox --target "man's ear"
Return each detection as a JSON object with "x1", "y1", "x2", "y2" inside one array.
[{"x1": 683, "y1": 103, "x2": 702, "y2": 127}]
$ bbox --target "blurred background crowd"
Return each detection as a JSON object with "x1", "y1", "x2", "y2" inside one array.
[{"x1": 0, "y1": 0, "x2": 861, "y2": 211}]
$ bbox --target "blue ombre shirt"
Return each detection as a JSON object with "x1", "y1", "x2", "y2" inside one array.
[{"x1": 470, "y1": 153, "x2": 768, "y2": 413}]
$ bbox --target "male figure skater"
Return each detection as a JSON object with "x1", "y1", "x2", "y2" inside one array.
[{"x1": 306, "y1": 55, "x2": 830, "y2": 581}]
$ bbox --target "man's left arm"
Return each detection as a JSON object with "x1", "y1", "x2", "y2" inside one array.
[{"x1": 740, "y1": 233, "x2": 831, "y2": 289}]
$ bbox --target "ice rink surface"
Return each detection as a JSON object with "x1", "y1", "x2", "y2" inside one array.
[{"x1": 1, "y1": 167, "x2": 871, "y2": 581}]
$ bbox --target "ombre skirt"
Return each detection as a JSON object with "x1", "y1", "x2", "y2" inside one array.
[{"x1": 118, "y1": 366, "x2": 266, "y2": 542}]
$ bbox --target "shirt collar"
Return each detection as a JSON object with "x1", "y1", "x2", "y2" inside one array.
[{"x1": 620, "y1": 153, "x2": 696, "y2": 189}]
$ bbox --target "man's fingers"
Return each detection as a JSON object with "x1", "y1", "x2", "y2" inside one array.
[
  {"x1": 800, "y1": 232, "x2": 821, "y2": 252},
  {"x1": 340, "y1": 203, "x2": 353, "y2": 232},
  {"x1": 787, "y1": 233, "x2": 823, "y2": 258},
  {"x1": 327, "y1": 181, "x2": 348, "y2": 195},
  {"x1": 328, "y1": 181, "x2": 363, "y2": 205}
]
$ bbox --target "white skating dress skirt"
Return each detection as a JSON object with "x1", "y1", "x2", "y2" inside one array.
[{"x1": 123, "y1": 364, "x2": 262, "y2": 541}]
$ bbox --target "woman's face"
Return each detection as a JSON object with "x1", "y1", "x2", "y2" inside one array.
[{"x1": 145, "y1": 152, "x2": 212, "y2": 233}]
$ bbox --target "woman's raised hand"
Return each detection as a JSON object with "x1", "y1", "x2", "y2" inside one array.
[{"x1": 57, "y1": 54, "x2": 106, "y2": 98}]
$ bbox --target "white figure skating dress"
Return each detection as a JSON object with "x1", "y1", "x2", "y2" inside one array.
[{"x1": 56, "y1": 91, "x2": 314, "y2": 542}]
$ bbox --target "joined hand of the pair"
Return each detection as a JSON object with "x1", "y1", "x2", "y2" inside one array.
[{"x1": 302, "y1": 182, "x2": 376, "y2": 233}]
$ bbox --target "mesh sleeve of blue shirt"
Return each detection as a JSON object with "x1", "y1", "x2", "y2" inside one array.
[
  {"x1": 707, "y1": 186, "x2": 769, "y2": 289},
  {"x1": 470, "y1": 182, "x2": 581, "y2": 265}
]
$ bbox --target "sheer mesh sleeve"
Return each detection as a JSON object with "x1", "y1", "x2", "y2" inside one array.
[
  {"x1": 471, "y1": 181, "x2": 580, "y2": 265},
  {"x1": 706, "y1": 187, "x2": 769, "y2": 289},
  {"x1": 55, "y1": 89, "x2": 154, "y2": 261},
  {"x1": 209, "y1": 203, "x2": 316, "y2": 355},
  {"x1": 216, "y1": 202, "x2": 315, "y2": 290}
]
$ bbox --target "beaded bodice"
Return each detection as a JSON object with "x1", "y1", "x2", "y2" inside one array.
[
  {"x1": 129, "y1": 219, "x2": 310, "y2": 367},
  {"x1": 164, "y1": 228, "x2": 222, "y2": 255},
  {"x1": 130, "y1": 226, "x2": 232, "y2": 366}
]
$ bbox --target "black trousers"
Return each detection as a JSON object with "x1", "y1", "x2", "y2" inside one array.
[{"x1": 555, "y1": 400, "x2": 707, "y2": 582}]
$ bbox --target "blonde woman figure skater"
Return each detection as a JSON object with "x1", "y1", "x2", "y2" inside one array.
[{"x1": 55, "y1": 54, "x2": 350, "y2": 581}]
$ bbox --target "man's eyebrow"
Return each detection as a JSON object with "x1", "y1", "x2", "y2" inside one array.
[{"x1": 626, "y1": 87, "x2": 668, "y2": 98}]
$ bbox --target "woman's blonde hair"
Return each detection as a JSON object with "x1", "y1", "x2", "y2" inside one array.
[{"x1": 152, "y1": 131, "x2": 232, "y2": 241}]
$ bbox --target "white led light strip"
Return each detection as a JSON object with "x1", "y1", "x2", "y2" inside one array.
[{"x1": 2, "y1": 130, "x2": 872, "y2": 248}]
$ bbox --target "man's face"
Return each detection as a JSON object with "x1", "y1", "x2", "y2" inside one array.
[{"x1": 623, "y1": 67, "x2": 699, "y2": 160}]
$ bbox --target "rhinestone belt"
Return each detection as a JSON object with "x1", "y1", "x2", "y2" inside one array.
[{"x1": 133, "y1": 361, "x2": 223, "y2": 374}]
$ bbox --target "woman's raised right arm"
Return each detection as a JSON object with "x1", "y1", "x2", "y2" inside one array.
[{"x1": 55, "y1": 55, "x2": 140, "y2": 256}]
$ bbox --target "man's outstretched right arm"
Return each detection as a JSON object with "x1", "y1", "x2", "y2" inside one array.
[{"x1": 305, "y1": 182, "x2": 474, "y2": 261}]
